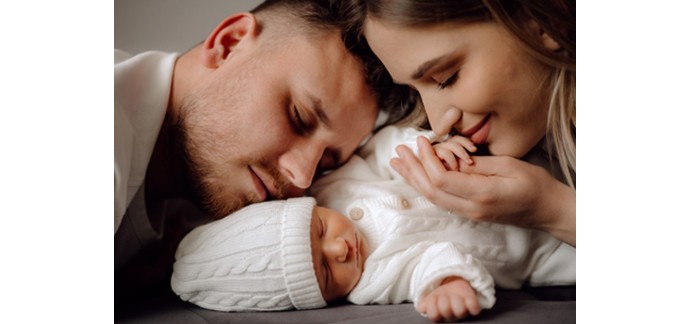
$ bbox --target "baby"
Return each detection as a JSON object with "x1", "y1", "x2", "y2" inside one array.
[{"x1": 171, "y1": 126, "x2": 575, "y2": 322}]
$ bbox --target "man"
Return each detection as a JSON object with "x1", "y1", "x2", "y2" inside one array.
[{"x1": 115, "y1": 0, "x2": 414, "y2": 297}]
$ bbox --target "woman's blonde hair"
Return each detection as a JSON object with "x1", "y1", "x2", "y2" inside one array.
[{"x1": 362, "y1": 0, "x2": 576, "y2": 188}]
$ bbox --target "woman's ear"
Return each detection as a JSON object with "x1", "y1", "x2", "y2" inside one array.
[
  {"x1": 526, "y1": 19, "x2": 561, "y2": 52},
  {"x1": 201, "y1": 13, "x2": 258, "y2": 69},
  {"x1": 540, "y1": 30, "x2": 561, "y2": 51}
]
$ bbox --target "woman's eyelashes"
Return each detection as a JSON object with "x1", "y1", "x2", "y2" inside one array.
[{"x1": 436, "y1": 70, "x2": 459, "y2": 90}]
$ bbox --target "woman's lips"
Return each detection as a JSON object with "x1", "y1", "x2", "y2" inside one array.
[{"x1": 461, "y1": 115, "x2": 491, "y2": 145}]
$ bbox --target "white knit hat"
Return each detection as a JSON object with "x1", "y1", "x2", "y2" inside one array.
[{"x1": 170, "y1": 197, "x2": 326, "y2": 311}]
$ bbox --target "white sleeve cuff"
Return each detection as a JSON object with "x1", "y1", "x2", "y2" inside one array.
[{"x1": 412, "y1": 243, "x2": 496, "y2": 310}]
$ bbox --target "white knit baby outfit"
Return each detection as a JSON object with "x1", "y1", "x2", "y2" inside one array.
[
  {"x1": 170, "y1": 197, "x2": 326, "y2": 312},
  {"x1": 310, "y1": 126, "x2": 576, "y2": 310}
]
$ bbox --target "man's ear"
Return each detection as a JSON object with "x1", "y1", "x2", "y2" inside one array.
[
  {"x1": 526, "y1": 19, "x2": 561, "y2": 52},
  {"x1": 201, "y1": 13, "x2": 258, "y2": 69}
]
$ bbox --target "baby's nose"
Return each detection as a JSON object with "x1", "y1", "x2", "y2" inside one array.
[{"x1": 326, "y1": 237, "x2": 348, "y2": 263}]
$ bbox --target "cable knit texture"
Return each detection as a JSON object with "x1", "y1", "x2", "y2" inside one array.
[
  {"x1": 310, "y1": 126, "x2": 576, "y2": 309},
  {"x1": 170, "y1": 197, "x2": 326, "y2": 312}
]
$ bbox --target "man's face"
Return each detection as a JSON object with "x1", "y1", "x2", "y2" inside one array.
[{"x1": 178, "y1": 31, "x2": 378, "y2": 218}]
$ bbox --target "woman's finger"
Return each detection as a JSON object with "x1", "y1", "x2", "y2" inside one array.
[
  {"x1": 416, "y1": 136, "x2": 453, "y2": 186},
  {"x1": 393, "y1": 144, "x2": 436, "y2": 197},
  {"x1": 395, "y1": 153, "x2": 481, "y2": 214}
]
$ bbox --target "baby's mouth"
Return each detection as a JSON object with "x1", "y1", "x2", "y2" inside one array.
[
  {"x1": 354, "y1": 233, "x2": 362, "y2": 270},
  {"x1": 353, "y1": 234, "x2": 359, "y2": 265}
]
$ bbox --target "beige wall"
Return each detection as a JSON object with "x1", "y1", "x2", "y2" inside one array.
[{"x1": 115, "y1": 0, "x2": 264, "y2": 55}]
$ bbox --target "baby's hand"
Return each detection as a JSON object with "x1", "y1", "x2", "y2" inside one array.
[
  {"x1": 417, "y1": 276, "x2": 481, "y2": 322},
  {"x1": 432, "y1": 136, "x2": 477, "y2": 171}
]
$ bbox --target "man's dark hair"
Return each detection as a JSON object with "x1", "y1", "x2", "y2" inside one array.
[{"x1": 252, "y1": 0, "x2": 417, "y2": 128}]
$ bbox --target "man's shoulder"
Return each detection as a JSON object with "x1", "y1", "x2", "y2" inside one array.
[
  {"x1": 114, "y1": 49, "x2": 178, "y2": 68},
  {"x1": 115, "y1": 49, "x2": 133, "y2": 64}
]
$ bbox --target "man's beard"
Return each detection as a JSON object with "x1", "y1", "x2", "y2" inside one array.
[{"x1": 171, "y1": 97, "x2": 291, "y2": 219}]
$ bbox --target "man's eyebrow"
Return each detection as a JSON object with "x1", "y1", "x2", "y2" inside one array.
[
  {"x1": 306, "y1": 93, "x2": 332, "y2": 129},
  {"x1": 411, "y1": 54, "x2": 454, "y2": 80}
]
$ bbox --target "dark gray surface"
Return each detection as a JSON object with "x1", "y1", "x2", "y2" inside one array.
[{"x1": 115, "y1": 286, "x2": 575, "y2": 323}]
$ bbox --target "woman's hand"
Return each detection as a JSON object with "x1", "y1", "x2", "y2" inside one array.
[{"x1": 391, "y1": 136, "x2": 575, "y2": 246}]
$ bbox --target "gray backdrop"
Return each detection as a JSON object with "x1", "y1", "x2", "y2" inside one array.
[{"x1": 115, "y1": 0, "x2": 264, "y2": 55}]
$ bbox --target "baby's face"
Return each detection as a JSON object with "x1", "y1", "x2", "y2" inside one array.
[{"x1": 310, "y1": 206, "x2": 369, "y2": 302}]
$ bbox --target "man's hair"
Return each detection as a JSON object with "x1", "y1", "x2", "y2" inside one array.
[{"x1": 251, "y1": 0, "x2": 417, "y2": 127}]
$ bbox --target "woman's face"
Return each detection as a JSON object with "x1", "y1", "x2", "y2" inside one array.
[{"x1": 364, "y1": 19, "x2": 552, "y2": 158}]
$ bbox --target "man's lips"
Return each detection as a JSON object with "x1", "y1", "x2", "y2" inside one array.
[
  {"x1": 249, "y1": 167, "x2": 267, "y2": 201},
  {"x1": 249, "y1": 166, "x2": 278, "y2": 201}
]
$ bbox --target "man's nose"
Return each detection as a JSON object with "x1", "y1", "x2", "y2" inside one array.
[
  {"x1": 324, "y1": 237, "x2": 348, "y2": 263},
  {"x1": 278, "y1": 140, "x2": 323, "y2": 189}
]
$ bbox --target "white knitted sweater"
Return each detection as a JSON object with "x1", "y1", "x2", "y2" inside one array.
[{"x1": 310, "y1": 126, "x2": 575, "y2": 309}]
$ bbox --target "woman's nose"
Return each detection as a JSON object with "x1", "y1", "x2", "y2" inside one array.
[
  {"x1": 428, "y1": 106, "x2": 462, "y2": 136},
  {"x1": 418, "y1": 90, "x2": 462, "y2": 136},
  {"x1": 324, "y1": 237, "x2": 348, "y2": 263}
]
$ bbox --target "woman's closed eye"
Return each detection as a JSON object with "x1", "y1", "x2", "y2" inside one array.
[{"x1": 436, "y1": 70, "x2": 459, "y2": 90}]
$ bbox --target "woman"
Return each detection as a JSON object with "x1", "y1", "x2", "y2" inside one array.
[{"x1": 359, "y1": 0, "x2": 575, "y2": 246}]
